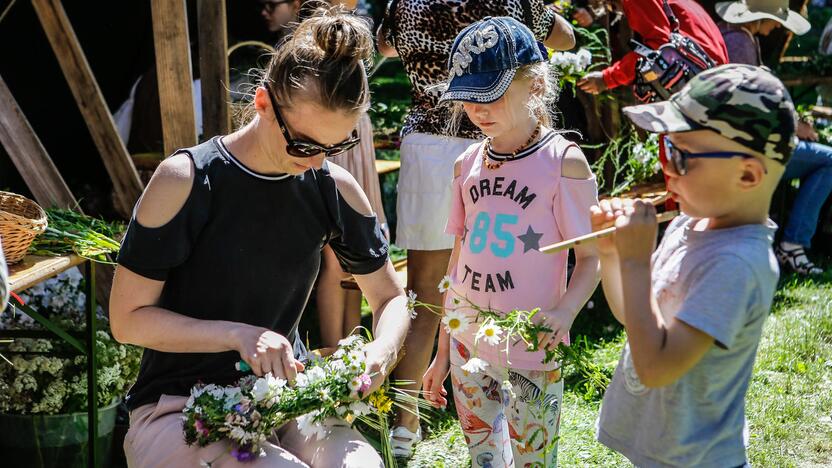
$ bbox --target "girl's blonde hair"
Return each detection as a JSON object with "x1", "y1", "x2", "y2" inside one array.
[
  {"x1": 444, "y1": 62, "x2": 560, "y2": 137},
  {"x1": 241, "y1": 5, "x2": 373, "y2": 124}
]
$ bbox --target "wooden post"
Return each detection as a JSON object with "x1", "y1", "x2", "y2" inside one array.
[
  {"x1": 152, "y1": 0, "x2": 198, "y2": 155},
  {"x1": 0, "y1": 75, "x2": 77, "y2": 209},
  {"x1": 31, "y1": 0, "x2": 144, "y2": 219},
  {"x1": 198, "y1": 0, "x2": 231, "y2": 138}
]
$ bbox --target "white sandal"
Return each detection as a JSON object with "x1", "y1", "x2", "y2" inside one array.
[{"x1": 389, "y1": 425, "x2": 422, "y2": 458}]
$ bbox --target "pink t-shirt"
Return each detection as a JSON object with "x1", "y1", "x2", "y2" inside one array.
[{"x1": 445, "y1": 131, "x2": 598, "y2": 370}]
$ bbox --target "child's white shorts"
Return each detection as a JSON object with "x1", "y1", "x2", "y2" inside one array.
[{"x1": 395, "y1": 132, "x2": 479, "y2": 251}]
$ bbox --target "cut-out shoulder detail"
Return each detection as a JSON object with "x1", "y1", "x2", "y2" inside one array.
[
  {"x1": 328, "y1": 162, "x2": 374, "y2": 217},
  {"x1": 561, "y1": 145, "x2": 593, "y2": 180},
  {"x1": 135, "y1": 153, "x2": 195, "y2": 228},
  {"x1": 453, "y1": 154, "x2": 465, "y2": 178}
]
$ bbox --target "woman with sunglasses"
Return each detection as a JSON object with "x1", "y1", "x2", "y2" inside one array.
[{"x1": 110, "y1": 6, "x2": 409, "y2": 467}]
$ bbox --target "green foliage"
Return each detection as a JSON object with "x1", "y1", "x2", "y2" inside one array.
[
  {"x1": 28, "y1": 208, "x2": 124, "y2": 263},
  {"x1": 590, "y1": 130, "x2": 662, "y2": 195}
]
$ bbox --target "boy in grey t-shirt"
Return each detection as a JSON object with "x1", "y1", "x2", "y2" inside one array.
[{"x1": 590, "y1": 64, "x2": 798, "y2": 467}]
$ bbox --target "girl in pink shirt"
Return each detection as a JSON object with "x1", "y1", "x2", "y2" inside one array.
[{"x1": 422, "y1": 17, "x2": 600, "y2": 467}]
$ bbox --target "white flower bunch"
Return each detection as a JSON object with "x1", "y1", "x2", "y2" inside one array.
[
  {"x1": 549, "y1": 48, "x2": 593, "y2": 75},
  {"x1": 0, "y1": 269, "x2": 142, "y2": 415}
]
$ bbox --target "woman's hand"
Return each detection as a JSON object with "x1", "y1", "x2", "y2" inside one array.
[
  {"x1": 362, "y1": 339, "x2": 398, "y2": 395},
  {"x1": 578, "y1": 71, "x2": 608, "y2": 94},
  {"x1": 422, "y1": 354, "x2": 450, "y2": 409},
  {"x1": 232, "y1": 325, "x2": 305, "y2": 381}
]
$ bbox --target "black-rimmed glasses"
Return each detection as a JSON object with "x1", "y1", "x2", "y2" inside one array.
[
  {"x1": 265, "y1": 87, "x2": 360, "y2": 158},
  {"x1": 663, "y1": 137, "x2": 757, "y2": 176}
]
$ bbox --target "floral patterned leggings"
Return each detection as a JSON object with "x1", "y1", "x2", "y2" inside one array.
[{"x1": 450, "y1": 339, "x2": 564, "y2": 468}]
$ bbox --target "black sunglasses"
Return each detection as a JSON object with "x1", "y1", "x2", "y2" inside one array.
[
  {"x1": 260, "y1": 0, "x2": 293, "y2": 14},
  {"x1": 265, "y1": 87, "x2": 360, "y2": 158},
  {"x1": 663, "y1": 137, "x2": 757, "y2": 176}
]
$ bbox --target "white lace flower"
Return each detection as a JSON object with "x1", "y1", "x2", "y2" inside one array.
[
  {"x1": 348, "y1": 400, "x2": 372, "y2": 417},
  {"x1": 476, "y1": 322, "x2": 503, "y2": 346},
  {"x1": 437, "y1": 275, "x2": 452, "y2": 293},
  {"x1": 294, "y1": 373, "x2": 309, "y2": 388},
  {"x1": 576, "y1": 48, "x2": 593, "y2": 70},
  {"x1": 461, "y1": 357, "x2": 489, "y2": 374},
  {"x1": 442, "y1": 310, "x2": 470, "y2": 335}
]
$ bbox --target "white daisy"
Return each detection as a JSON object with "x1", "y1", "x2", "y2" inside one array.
[
  {"x1": 296, "y1": 413, "x2": 327, "y2": 440},
  {"x1": 437, "y1": 275, "x2": 452, "y2": 293},
  {"x1": 442, "y1": 310, "x2": 470, "y2": 335},
  {"x1": 348, "y1": 376, "x2": 362, "y2": 392},
  {"x1": 407, "y1": 290, "x2": 418, "y2": 319},
  {"x1": 460, "y1": 357, "x2": 489, "y2": 374},
  {"x1": 476, "y1": 322, "x2": 503, "y2": 346}
]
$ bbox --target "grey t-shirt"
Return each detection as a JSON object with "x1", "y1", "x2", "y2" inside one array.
[{"x1": 597, "y1": 215, "x2": 779, "y2": 468}]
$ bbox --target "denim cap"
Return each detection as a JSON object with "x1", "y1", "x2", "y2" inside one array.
[{"x1": 438, "y1": 16, "x2": 548, "y2": 104}]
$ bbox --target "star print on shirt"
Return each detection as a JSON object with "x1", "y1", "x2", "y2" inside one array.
[{"x1": 517, "y1": 225, "x2": 543, "y2": 253}]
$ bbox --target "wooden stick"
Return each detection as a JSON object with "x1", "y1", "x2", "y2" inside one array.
[{"x1": 541, "y1": 195, "x2": 677, "y2": 255}]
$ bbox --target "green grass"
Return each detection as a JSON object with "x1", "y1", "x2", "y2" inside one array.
[{"x1": 406, "y1": 271, "x2": 832, "y2": 467}]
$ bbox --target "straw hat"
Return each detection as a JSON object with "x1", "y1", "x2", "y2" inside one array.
[{"x1": 716, "y1": 0, "x2": 810, "y2": 35}]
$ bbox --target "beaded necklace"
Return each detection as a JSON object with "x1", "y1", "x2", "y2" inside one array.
[{"x1": 482, "y1": 123, "x2": 542, "y2": 170}]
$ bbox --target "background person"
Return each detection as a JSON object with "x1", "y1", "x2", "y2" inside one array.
[
  {"x1": 577, "y1": 0, "x2": 729, "y2": 95},
  {"x1": 716, "y1": 0, "x2": 827, "y2": 276}
]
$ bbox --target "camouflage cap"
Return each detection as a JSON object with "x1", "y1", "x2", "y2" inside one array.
[{"x1": 624, "y1": 64, "x2": 798, "y2": 164}]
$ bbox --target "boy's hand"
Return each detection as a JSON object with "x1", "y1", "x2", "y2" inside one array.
[
  {"x1": 590, "y1": 199, "x2": 626, "y2": 256},
  {"x1": 613, "y1": 200, "x2": 658, "y2": 262},
  {"x1": 422, "y1": 355, "x2": 450, "y2": 409}
]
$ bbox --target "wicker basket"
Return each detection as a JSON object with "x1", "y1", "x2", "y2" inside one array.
[{"x1": 0, "y1": 191, "x2": 47, "y2": 264}]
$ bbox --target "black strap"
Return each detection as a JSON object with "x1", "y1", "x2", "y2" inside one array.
[
  {"x1": 663, "y1": 0, "x2": 680, "y2": 33},
  {"x1": 520, "y1": 0, "x2": 535, "y2": 31},
  {"x1": 381, "y1": 0, "x2": 401, "y2": 48}
]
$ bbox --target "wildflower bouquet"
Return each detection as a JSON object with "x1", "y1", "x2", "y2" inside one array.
[{"x1": 182, "y1": 333, "x2": 399, "y2": 464}]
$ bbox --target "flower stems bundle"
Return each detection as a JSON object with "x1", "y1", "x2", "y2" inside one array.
[
  {"x1": 28, "y1": 208, "x2": 123, "y2": 262},
  {"x1": 182, "y1": 334, "x2": 398, "y2": 464}
]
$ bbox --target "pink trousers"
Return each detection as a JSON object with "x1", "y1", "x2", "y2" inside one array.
[{"x1": 124, "y1": 394, "x2": 382, "y2": 467}]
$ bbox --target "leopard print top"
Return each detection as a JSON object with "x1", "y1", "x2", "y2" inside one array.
[{"x1": 383, "y1": 0, "x2": 557, "y2": 140}]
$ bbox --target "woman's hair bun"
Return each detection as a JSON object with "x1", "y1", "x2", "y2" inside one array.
[{"x1": 294, "y1": 5, "x2": 374, "y2": 63}]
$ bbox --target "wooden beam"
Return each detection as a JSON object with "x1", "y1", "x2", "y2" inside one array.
[
  {"x1": 198, "y1": 0, "x2": 231, "y2": 138},
  {"x1": 31, "y1": 0, "x2": 143, "y2": 219},
  {"x1": 0, "y1": 75, "x2": 77, "y2": 209},
  {"x1": 152, "y1": 0, "x2": 198, "y2": 155}
]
